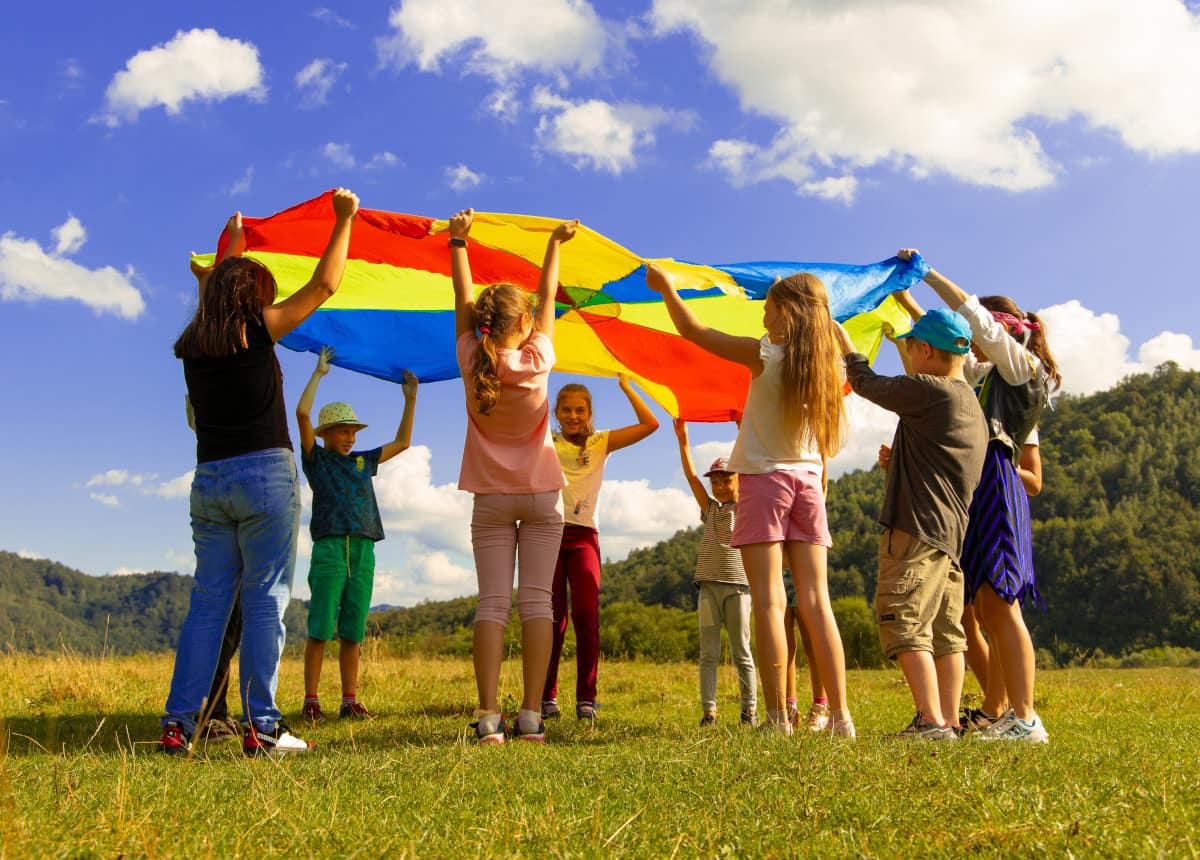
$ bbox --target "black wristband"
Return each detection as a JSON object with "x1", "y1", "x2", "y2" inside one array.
[{"x1": 448, "y1": 237, "x2": 467, "y2": 248}]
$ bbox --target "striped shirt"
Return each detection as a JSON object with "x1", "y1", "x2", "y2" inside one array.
[{"x1": 694, "y1": 498, "x2": 748, "y2": 586}]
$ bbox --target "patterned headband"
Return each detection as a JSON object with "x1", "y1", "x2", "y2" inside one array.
[{"x1": 990, "y1": 310, "x2": 1040, "y2": 333}]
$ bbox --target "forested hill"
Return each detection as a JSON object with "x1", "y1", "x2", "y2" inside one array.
[
  {"x1": 0, "y1": 553, "x2": 307, "y2": 654},
  {"x1": 3, "y1": 364, "x2": 1198, "y2": 660}
]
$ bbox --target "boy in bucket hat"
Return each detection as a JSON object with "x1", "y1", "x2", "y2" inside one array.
[
  {"x1": 674, "y1": 420, "x2": 757, "y2": 728},
  {"x1": 296, "y1": 346, "x2": 418, "y2": 723},
  {"x1": 833, "y1": 302, "x2": 987, "y2": 740}
]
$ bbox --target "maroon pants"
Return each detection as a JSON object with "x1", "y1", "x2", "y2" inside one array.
[{"x1": 542, "y1": 525, "x2": 601, "y2": 703}]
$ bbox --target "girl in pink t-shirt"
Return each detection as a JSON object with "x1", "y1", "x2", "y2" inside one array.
[{"x1": 449, "y1": 208, "x2": 577, "y2": 744}]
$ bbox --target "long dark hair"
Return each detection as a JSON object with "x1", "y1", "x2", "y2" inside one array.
[
  {"x1": 979, "y1": 295, "x2": 1062, "y2": 392},
  {"x1": 174, "y1": 258, "x2": 276, "y2": 360},
  {"x1": 471, "y1": 283, "x2": 532, "y2": 414}
]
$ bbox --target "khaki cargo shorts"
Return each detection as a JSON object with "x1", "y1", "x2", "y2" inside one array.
[{"x1": 875, "y1": 528, "x2": 966, "y2": 659}]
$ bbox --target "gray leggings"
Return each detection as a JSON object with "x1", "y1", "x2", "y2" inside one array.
[{"x1": 698, "y1": 581, "x2": 757, "y2": 714}]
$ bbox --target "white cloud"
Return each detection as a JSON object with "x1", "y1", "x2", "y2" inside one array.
[
  {"x1": 1036, "y1": 300, "x2": 1200, "y2": 396},
  {"x1": 110, "y1": 566, "x2": 148, "y2": 576},
  {"x1": 0, "y1": 217, "x2": 144, "y2": 319},
  {"x1": 17, "y1": 549, "x2": 45, "y2": 560},
  {"x1": 321, "y1": 143, "x2": 399, "y2": 171},
  {"x1": 165, "y1": 548, "x2": 193, "y2": 573},
  {"x1": 693, "y1": 439, "x2": 736, "y2": 473},
  {"x1": 445, "y1": 163, "x2": 484, "y2": 191},
  {"x1": 595, "y1": 479, "x2": 696, "y2": 560},
  {"x1": 227, "y1": 166, "x2": 254, "y2": 196},
  {"x1": 373, "y1": 445, "x2": 474, "y2": 556},
  {"x1": 832, "y1": 393, "x2": 898, "y2": 478},
  {"x1": 378, "y1": 0, "x2": 608, "y2": 80},
  {"x1": 532, "y1": 87, "x2": 691, "y2": 173},
  {"x1": 653, "y1": 0, "x2": 1200, "y2": 198},
  {"x1": 98, "y1": 28, "x2": 266, "y2": 126},
  {"x1": 145, "y1": 471, "x2": 194, "y2": 500},
  {"x1": 51, "y1": 216, "x2": 86, "y2": 256},
  {"x1": 59, "y1": 58, "x2": 85, "y2": 90},
  {"x1": 312, "y1": 7, "x2": 354, "y2": 29},
  {"x1": 90, "y1": 492, "x2": 120, "y2": 508},
  {"x1": 87, "y1": 469, "x2": 153, "y2": 488},
  {"x1": 486, "y1": 86, "x2": 520, "y2": 121},
  {"x1": 296, "y1": 58, "x2": 347, "y2": 107}
]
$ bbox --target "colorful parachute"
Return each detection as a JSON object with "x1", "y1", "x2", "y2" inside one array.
[{"x1": 193, "y1": 191, "x2": 925, "y2": 422}]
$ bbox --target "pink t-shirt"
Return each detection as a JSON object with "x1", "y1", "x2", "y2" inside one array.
[{"x1": 456, "y1": 330, "x2": 567, "y2": 495}]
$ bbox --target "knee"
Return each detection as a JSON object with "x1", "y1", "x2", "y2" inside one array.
[
  {"x1": 516, "y1": 590, "x2": 552, "y2": 624},
  {"x1": 475, "y1": 595, "x2": 513, "y2": 626}
]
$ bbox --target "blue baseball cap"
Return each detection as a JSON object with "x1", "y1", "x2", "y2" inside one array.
[{"x1": 894, "y1": 308, "x2": 972, "y2": 354}]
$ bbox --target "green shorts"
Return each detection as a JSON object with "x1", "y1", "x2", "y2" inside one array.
[
  {"x1": 307, "y1": 535, "x2": 375, "y2": 643},
  {"x1": 875, "y1": 528, "x2": 966, "y2": 659}
]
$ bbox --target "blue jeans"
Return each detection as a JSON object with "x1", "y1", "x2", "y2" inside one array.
[{"x1": 163, "y1": 448, "x2": 299, "y2": 734}]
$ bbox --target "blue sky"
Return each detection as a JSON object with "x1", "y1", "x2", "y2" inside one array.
[{"x1": 3, "y1": 1, "x2": 1199, "y2": 605}]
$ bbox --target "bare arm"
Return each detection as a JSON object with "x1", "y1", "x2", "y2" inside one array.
[
  {"x1": 881, "y1": 322, "x2": 915, "y2": 375},
  {"x1": 897, "y1": 248, "x2": 969, "y2": 310},
  {"x1": 645, "y1": 263, "x2": 762, "y2": 371},
  {"x1": 832, "y1": 320, "x2": 856, "y2": 357},
  {"x1": 379, "y1": 371, "x2": 419, "y2": 464},
  {"x1": 673, "y1": 419, "x2": 709, "y2": 512},
  {"x1": 893, "y1": 288, "x2": 924, "y2": 322},
  {"x1": 1018, "y1": 442, "x2": 1042, "y2": 496},
  {"x1": 607, "y1": 375, "x2": 660, "y2": 452},
  {"x1": 449, "y1": 209, "x2": 476, "y2": 338},
  {"x1": 535, "y1": 220, "x2": 578, "y2": 335},
  {"x1": 264, "y1": 188, "x2": 359, "y2": 341},
  {"x1": 295, "y1": 346, "x2": 333, "y2": 456}
]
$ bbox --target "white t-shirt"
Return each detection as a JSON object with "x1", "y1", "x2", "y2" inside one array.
[
  {"x1": 728, "y1": 337, "x2": 825, "y2": 476},
  {"x1": 554, "y1": 430, "x2": 610, "y2": 529}
]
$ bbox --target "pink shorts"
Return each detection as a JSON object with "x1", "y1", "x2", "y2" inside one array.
[{"x1": 731, "y1": 469, "x2": 832, "y2": 548}]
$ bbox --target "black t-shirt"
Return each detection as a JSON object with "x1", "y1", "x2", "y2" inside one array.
[{"x1": 183, "y1": 315, "x2": 292, "y2": 463}]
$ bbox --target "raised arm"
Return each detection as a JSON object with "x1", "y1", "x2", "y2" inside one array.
[
  {"x1": 606, "y1": 375, "x2": 660, "y2": 452},
  {"x1": 645, "y1": 263, "x2": 762, "y2": 372},
  {"x1": 898, "y1": 248, "x2": 969, "y2": 310},
  {"x1": 264, "y1": 188, "x2": 359, "y2": 341},
  {"x1": 535, "y1": 220, "x2": 578, "y2": 335},
  {"x1": 192, "y1": 212, "x2": 246, "y2": 301},
  {"x1": 673, "y1": 420, "x2": 709, "y2": 513},
  {"x1": 880, "y1": 322, "x2": 915, "y2": 375},
  {"x1": 295, "y1": 346, "x2": 333, "y2": 456},
  {"x1": 892, "y1": 288, "x2": 924, "y2": 323},
  {"x1": 449, "y1": 208, "x2": 476, "y2": 338},
  {"x1": 379, "y1": 371, "x2": 419, "y2": 464}
]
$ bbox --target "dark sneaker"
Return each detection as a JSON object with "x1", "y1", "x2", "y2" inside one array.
[
  {"x1": 739, "y1": 710, "x2": 757, "y2": 728},
  {"x1": 471, "y1": 717, "x2": 506, "y2": 745},
  {"x1": 243, "y1": 722, "x2": 314, "y2": 758},
  {"x1": 199, "y1": 716, "x2": 241, "y2": 741},
  {"x1": 541, "y1": 699, "x2": 561, "y2": 720},
  {"x1": 510, "y1": 718, "x2": 546, "y2": 744},
  {"x1": 576, "y1": 701, "x2": 598, "y2": 720},
  {"x1": 339, "y1": 701, "x2": 376, "y2": 720},
  {"x1": 894, "y1": 712, "x2": 958, "y2": 741},
  {"x1": 160, "y1": 721, "x2": 192, "y2": 756},
  {"x1": 959, "y1": 707, "x2": 999, "y2": 734},
  {"x1": 699, "y1": 713, "x2": 717, "y2": 727},
  {"x1": 301, "y1": 700, "x2": 325, "y2": 725}
]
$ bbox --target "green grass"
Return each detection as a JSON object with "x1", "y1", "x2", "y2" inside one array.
[{"x1": 1, "y1": 651, "x2": 1198, "y2": 858}]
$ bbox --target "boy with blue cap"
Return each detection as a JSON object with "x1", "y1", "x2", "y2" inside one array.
[{"x1": 833, "y1": 303, "x2": 987, "y2": 740}]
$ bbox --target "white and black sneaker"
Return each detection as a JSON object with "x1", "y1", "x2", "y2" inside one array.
[{"x1": 243, "y1": 722, "x2": 314, "y2": 757}]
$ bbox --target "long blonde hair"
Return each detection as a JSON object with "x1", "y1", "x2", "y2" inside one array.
[
  {"x1": 471, "y1": 283, "x2": 532, "y2": 414},
  {"x1": 768, "y1": 273, "x2": 845, "y2": 458}
]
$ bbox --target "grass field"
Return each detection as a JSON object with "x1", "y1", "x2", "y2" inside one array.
[{"x1": 1, "y1": 651, "x2": 1197, "y2": 858}]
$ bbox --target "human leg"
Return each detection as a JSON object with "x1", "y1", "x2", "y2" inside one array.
[
  {"x1": 542, "y1": 549, "x2": 570, "y2": 704},
  {"x1": 975, "y1": 584, "x2": 1036, "y2": 720},
  {"x1": 564, "y1": 528, "x2": 601, "y2": 705},
  {"x1": 206, "y1": 596, "x2": 242, "y2": 723},
  {"x1": 697, "y1": 582, "x2": 723, "y2": 716},
  {"x1": 724, "y1": 585, "x2": 757, "y2": 719},
  {"x1": 783, "y1": 605, "x2": 798, "y2": 705},
  {"x1": 788, "y1": 541, "x2": 848, "y2": 715},
  {"x1": 335, "y1": 538, "x2": 375, "y2": 707},
  {"x1": 515, "y1": 491, "x2": 564, "y2": 716},
  {"x1": 470, "y1": 494, "x2": 519, "y2": 716},
  {"x1": 739, "y1": 542, "x2": 788, "y2": 723},
  {"x1": 896, "y1": 650, "x2": 944, "y2": 725},
  {"x1": 962, "y1": 602, "x2": 990, "y2": 692}
]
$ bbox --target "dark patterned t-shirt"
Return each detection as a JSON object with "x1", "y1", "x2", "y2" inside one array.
[{"x1": 301, "y1": 444, "x2": 384, "y2": 542}]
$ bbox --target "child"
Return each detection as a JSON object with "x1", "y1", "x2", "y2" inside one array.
[
  {"x1": 648, "y1": 265, "x2": 854, "y2": 736},
  {"x1": 296, "y1": 346, "x2": 418, "y2": 723},
  {"x1": 834, "y1": 306, "x2": 987, "y2": 739},
  {"x1": 541, "y1": 377, "x2": 659, "y2": 721},
  {"x1": 450, "y1": 208, "x2": 577, "y2": 744},
  {"x1": 674, "y1": 420, "x2": 756, "y2": 727},
  {"x1": 902, "y1": 249, "x2": 1061, "y2": 743}
]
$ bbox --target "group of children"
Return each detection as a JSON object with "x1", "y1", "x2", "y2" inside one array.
[{"x1": 190, "y1": 206, "x2": 1058, "y2": 751}]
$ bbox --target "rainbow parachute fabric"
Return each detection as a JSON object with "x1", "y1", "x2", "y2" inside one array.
[{"x1": 194, "y1": 191, "x2": 925, "y2": 422}]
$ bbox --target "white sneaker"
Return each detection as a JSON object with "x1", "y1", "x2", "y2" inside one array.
[
  {"x1": 978, "y1": 709, "x2": 1049, "y2": 744},
  {"x1": 243, "y1": 722, "x2": 314, "y2": 757},
  {"x1": 805, "y1": 702, "x2": 830, "y2": 733}
]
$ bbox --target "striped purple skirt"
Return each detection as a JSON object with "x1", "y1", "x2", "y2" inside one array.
[{"x1": 962, "y1": 440, "x2": 1043, "y2": 608}]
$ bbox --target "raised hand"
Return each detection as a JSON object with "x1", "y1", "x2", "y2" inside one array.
[
  {"x1": 332, "y1": 187, "x2": 359, "y2": 221},
  {"x1": 315, "y1": 345, "x2": 335, "y2": 376},
  {"x1": 645, "y1": 263, "x2": 674, "y2": 295},
  {"x1": 449, "y1": 208, "x2": 474, "y2": 239},
  {"x1": 673, "y1": 417, "x2": 688, "y2": 442},
  {"x1": 878, "y1": 444, "x2": 892, "y2": 471},
  {"x1": 402, "y1": 369, "x2": 419, "y2": 398},
  {"x1": 551, "y1": 219, "x2": 579, "y2": 244},
  {"x1": 896, "y1": 248, "x2": 918, "y2": 262}
]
